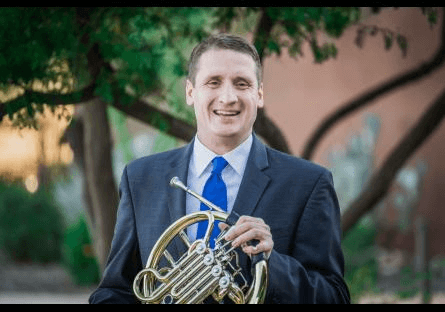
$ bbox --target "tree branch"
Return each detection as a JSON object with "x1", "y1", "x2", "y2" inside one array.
[
  {"x1": 254, "y1": 108, "x2": 291, "y2": 154},
  {"x1": 341, "y1": 87, "x2": 445, "y2": 237},
  {"x1": 0, "y1": 83, "x2": 293, "y2": 152},
  {"x1": 2, "y1": 7, "x2": 291, "y2": 154},
  {"x1": 302, "y1": 7, "x2": 445, "y2": 160},
  {"x1": 0, "y1": 82, "x2": 96, "y2": 120},
  {"x1": 112, "y1": 98, "x2": 196, "y2": 143}
]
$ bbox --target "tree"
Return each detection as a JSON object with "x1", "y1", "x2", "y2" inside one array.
[
  {"x1": 341, "y1": 87, "x2": 445, "y2": 236},
  {"x1": 225, "y1": 7, "x2": 443, "y2": 238},
  {"x1": 0, "y1": 7, "x2": 217, "y2": 269},
  {"x1": 1, "y1": 7, "x2": 441, "y2": 271},
  {"x1": 302, "y1": 7, "x2": 444, "y2": 161},
  {"x1": 0, "y1": 7, "x2": 361, "y2": 270},
  {"x1": 296, "y1": 7, "x2": 445, "y2": 236},
  {"x1": 0, "y1": 7, "x2": 364, "y2": 149}
]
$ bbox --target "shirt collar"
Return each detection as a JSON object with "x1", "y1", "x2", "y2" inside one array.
[{"x1": 192, "y1": 134, "x2": 253, "y2": 178}]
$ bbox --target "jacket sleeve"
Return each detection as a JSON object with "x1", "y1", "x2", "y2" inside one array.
[
  {"x1": 266, "y1": 170, "x2": 350, "y2": 303},
  {"x1": 89, "y1": 166, "x2": 142, "y2": 304}
]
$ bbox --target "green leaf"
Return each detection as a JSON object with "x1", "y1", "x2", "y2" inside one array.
[
  {"x1": 311, "y1": 40, "x2": 325, "y2": 63},
  {"x1": 94, "y1": 79, "x2": 114, "y2": 104},
  {"x1": 324, "y1": 10, "x2": 349, "y2": 38},
  {"x1": 384, "y1": 32, "x2": 393, "y2": 50},
  {"x1": 328, "y1": 43, "x2": 338, "y2": 58},
  {"x1": 6, "y1": 103, "x2": 14, "y2": 120},
  {"x1": 268, "y1": 40, "x2": 281, "y2": 55},
  {"x1": 26, "y1": 102, "x2": 34, "y2": 118},
  {"x1": 397, "y1": 34, "x2": 408, "y2": 57},
  {"x1": 288, "y1": 40, "x2": 303, "y2": 58},
  {"x1": 152, "y1": 112, "x2": 170, "y2": 133}
]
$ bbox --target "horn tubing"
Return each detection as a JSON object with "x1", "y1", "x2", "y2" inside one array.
[
  {"x1": 133, "y1": 177, "x2": 269, "y2": 304},
  {"x1": 170, "y1": 176, "x2": 225, "y2": 213}
]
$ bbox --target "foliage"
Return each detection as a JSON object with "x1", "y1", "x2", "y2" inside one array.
[
  {"x1": 275, "y1": 7, "x2": 359, "y2": 63},
  {"x1": 0, "y1": 7, "x2": 216, "y2": 127},
  {"x1": 397, "y1": 260, "x2": 444, "y2": 300},
  {"x1": 107, "y1": 106, "x2": 134, "y2": 164},
  {"x1": 62, "y1": 216, "x2": 100, "y2": 286},
  {"x1": 354, "y1": 7, "x2": 438, "y2": 59},
  {"x1": 0, "y1": 180, "x2": 65, "y2": 263},
  {"x1": 397, "y1": 265, "x2": 419, "y2": 299},
  {"x1": 0, "y1": 8, "x2": 77, "y2": 86},
  {"x1": 212, "y1": 7, "x2": 361, "y2": 63},
  {"x1": 342, "y1": 216, "x2": 378, "y2": 303},
  {"x1": 152, "y1": 131, "x2": 179, "y2": 154},
  {"x1": 1, "y1": 7, "x2": 439, "y2": 130},
  {"x1": 0, "y1": 7, "x2": 371, "y2": 129}
]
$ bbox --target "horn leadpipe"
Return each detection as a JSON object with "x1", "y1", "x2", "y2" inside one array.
[{"x1": 169, "y1": 176, "x2": 225, "y2": 214}]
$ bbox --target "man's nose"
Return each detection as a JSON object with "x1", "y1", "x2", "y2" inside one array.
[{"x1": 218, "y1": 84, "x2": 238, "y2": 104}]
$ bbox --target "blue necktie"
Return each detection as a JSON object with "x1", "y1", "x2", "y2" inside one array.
[{"x1": 196, "y1": 156, "x2": 228, "y2": 249}]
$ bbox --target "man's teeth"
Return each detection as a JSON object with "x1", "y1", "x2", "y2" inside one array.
[{"x1": 214, "y1": 110, "x2": 239, "y2": 116}]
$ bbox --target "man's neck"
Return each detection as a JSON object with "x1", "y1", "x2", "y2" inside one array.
[{"x1": 196, "y1": 132, "x2": 252, "y2": 155}]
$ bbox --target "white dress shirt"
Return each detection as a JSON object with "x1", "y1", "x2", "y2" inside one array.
[{"x1": 186, "y1": 134, "x2": 253, "y2": 241}]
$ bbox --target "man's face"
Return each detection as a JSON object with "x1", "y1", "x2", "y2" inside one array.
[{"x1": 186, "y1": 49, "x2": 264, "y2": 146}]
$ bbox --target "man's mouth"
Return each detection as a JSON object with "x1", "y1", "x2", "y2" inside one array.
[{"x1": 213, "y1": 110, "x2": 240, "y2": 117}]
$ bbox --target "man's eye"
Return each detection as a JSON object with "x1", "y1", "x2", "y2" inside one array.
[
  {"x1": 236, "y1": 82, "x2": 250, "y2": 89},
  {"x1": 207, "y1": 81, "x2": 220, "y2": 87}
]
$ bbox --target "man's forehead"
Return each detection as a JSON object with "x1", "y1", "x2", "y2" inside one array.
[
  {"x1": 198, "y1": 48, "x2": 255, "y2": 65},
  {"x1": 195, "y1": 49, "x2": 257, "y2": 80}
]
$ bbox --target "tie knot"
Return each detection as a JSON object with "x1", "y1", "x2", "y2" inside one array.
[{"x1": 211, "y1": 156, "x2": 228, "y2": 175}]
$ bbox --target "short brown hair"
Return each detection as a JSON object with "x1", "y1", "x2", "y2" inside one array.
[{"x1": 187, "y1": 33, "x2": 262, "y2": 86}]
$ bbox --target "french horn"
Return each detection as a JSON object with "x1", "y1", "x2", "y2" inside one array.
[{"x1": 132, "y1": 177, "x2": 269, "y2": 304}]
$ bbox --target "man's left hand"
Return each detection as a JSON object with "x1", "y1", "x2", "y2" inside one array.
[{"x1": 219, "y1": 215, "x2": 273, "y2": 259}]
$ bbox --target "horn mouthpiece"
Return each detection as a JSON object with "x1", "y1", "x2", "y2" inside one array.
[{"x1": 170, "y1": 176, "x2": 186, "y2": 190}]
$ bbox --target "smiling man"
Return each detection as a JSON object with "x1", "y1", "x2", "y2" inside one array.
[
  {"x1": 186, "y1": 48, "x2": 263, "y2": 154},
  {"x1": 89, "y1": 33, "x2": 350, "y2": 304}
]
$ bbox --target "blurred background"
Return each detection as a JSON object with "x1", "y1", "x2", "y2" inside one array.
[{"x1": 0, "y1": 7, "x2": 444, "y2": 303}]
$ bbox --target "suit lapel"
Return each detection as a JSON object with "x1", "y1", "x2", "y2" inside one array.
[
  {"x1": 163, "y1": 134, "x2": 270, "y2": 258},
  {"x1": 166, "y1": 138, "x2": 194, "y2": 224},
  {"x1": 165, "y1": 139, "x2": 194, "y2": 257},
  {"x1": 231, "y1": 134, "x2": 270, "y2": 218}
]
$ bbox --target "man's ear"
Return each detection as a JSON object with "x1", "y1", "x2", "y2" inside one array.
[
  {"x1": 185, "y1": 79, "x2": 194, "y2": 106},
  {"x1": 257, "y1": 82, "x2": 264, "y2": 108}
]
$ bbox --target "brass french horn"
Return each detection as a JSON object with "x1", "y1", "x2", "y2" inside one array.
[{"x1": 132, "y1": 177, "x2": 268, "y2": 304}]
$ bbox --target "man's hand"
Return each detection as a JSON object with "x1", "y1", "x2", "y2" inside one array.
[{"x1": 219, "y1": 215, "x2": 273, "y2": 259}]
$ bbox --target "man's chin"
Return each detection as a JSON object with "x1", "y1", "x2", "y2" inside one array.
[{"x1": 213, "y1": 130, "x2": 252, "y2": 144}]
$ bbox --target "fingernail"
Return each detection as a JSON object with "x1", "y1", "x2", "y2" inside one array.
[{"x1": 224, "y1": 226, "x2": 235, "y2": 240}]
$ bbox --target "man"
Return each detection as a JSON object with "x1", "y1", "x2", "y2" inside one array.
[{"x1": 89, "y1": 33, "x2": 350, "y2": 304}]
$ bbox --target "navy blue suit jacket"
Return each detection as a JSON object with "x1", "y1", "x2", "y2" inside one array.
[{"x1": 89, "y1": 134, "x2": 350, "y2": 304}]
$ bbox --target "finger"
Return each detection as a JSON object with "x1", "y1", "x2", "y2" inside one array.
[
  {"x1": 224, "y1": 220, "x2": 269, "y2": 241},
  {"x1": 218, "y1": 222, "x2": 229, "y2": 231},
  {"x1": 231, "y1": 227, "x2": 270, "y2": 248},
  {"x1": 236, "y1": 215, "x2": 265, "y2": 225},
  {"x1": 241, "y1": 239, "x2": 273, "y2": 255}
]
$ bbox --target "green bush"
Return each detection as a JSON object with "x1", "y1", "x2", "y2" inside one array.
[
  {"x1": 62, "y1": 216, "x2": 100, "y2": 286},
  {"x1": 342, "y1": 217, "x2": 378, "y2": 303},
  {"x1": 0, "y1": 181, "x2": 65, "y2": 263},
  {"x1": 397, "y1": 265, "x2": 419, "y2": 299}
]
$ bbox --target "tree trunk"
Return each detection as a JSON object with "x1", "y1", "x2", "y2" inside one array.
[
  {"x1": 81, "y1": 98, "x2": 119, "y2": 271},
  {"x1": 250, "y1": 7, "x2": 292, "y2": 154},
  {"x1": 254, "y1": 7, "x2": 274, "y2": 62},
  {"x1": 341, "y1": 87, "x2": 445, "y2": 237}
]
